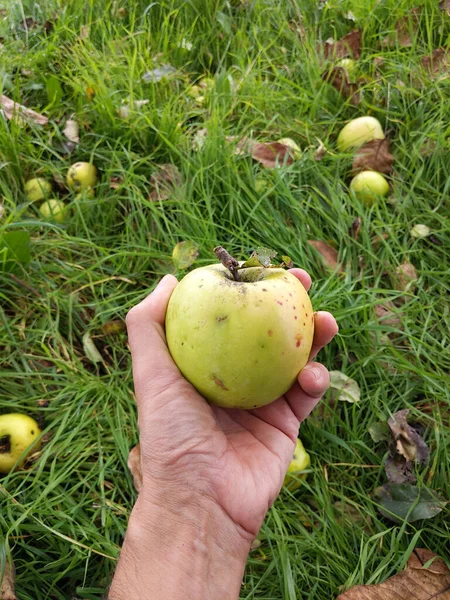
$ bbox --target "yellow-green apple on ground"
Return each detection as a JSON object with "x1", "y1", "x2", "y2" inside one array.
[
  {"x1": 24, "y1": 178, "x2": 52, "y2": 202},
  {"x1": 337, "y1": 116, "x2": 384, "y2": 152},
  {"x1": 350, "y1": 170, "x2": 389, "y2": 204},
  {"x1": 166, "y1": 264, "x2": 314, "y2": 409},
  {"x1": 283, "y1": 437, "x2": 311, "y2": 490},
  {"x1": 39, "y1": 199, "x2": 68, "y2": 223},
  {"x1": 67, "y1": 162, "x2": 98, "y2": 191},
  {"x1": 0, "y1": 413, "x2": 41, "y2": 474}
]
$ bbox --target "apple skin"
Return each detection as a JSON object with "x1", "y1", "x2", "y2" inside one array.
[
  {"x1": 39, "y1": 199, "x2": 68, "y2": 223},
  {"x1": 337, "y1": 116, "x2": 384, "y2": 152},
  {"x1": 337, "y1": 58, "x2": 356, "y2": 75},
  {"x1": 67, "y1": 162, "x2": 98, "y2": 191},
  {"x1": 283, "y1": 438, "x2": 310, "y2": 491},
  {"x1": 350, "y1": 171, "x2": 389, "y2": 205},
  {"x1": 0, "y1": 413, "x2": 41, "y2": 474},
  {"x1": 166, "y1": 264, "x2": 314, "y2": 409},
  {"x1": 24, "y1": 178, "x2": 52, "y2": 202},
  {"x1": 278, "y1": 138, "x2": 302, "y2": 160}
]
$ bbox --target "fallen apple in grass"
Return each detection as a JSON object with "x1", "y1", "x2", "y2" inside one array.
[
  {"x1": 0, "y1": 413, "x2": 41, "y2": 474},
  {"x1": 67, "y1": 162, "x2": 98, "y2": 191},
  {"x1": 24, "y1": 177, "x2": 52, "y2": 202},
  {"x1": 350, "y1": 170, "x2": 389, "y2": 204},
  {"x1": 39, "y1": 199, "x2": 68, "y2": 223},
  {"x1": 283, "y1": 438, "x2": 311, "y2": 491},
  {"x1": 277, "y1": 138, "x2": 302, "y2": 160},
  {"x1": 337, "y1": 58, "x2": 356, "y2": 74},
  {"x1": 166, "y1": 247, "x2": 314, "y2": 409},
  {"x1": 337, "y1": 116, "x2": 384, "y2": 152}
]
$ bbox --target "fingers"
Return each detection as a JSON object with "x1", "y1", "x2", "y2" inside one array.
[
  {"x1": 310, "y1": 311, "x2": 338, "y2": 360},
  {"x1": 126, "y1": 275, "x2": 180, "y2": 399},
  {"x1": 284, "y1": 363, "x2": 330, "y2": 423},
  {"x1": 288, "y1": 268, "x2": 312, "y2": 291}
]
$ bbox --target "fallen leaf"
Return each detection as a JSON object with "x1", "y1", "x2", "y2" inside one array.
[
  {"x1": 192, "y1": 127, "x2": 208, "y2": 151},
  {"x1": 324, "y1": 29, "x2": 362, "y2": 59},
  {"x1": 322, "y1": 66, "x2": 360, "y2": 105},
  {"x1": 394, "y1": 261, "x2": 418, "y2": 292},
  {"x1": 0, "y1": 558, "x2": 16, "y2": 600},
  {"x1": 345, "y1": 11, "x2": 357, "y2": 22},
  {"x1": 313, "y1": 138, "x2": 326, "y2": 161},
  {"x1": 172, "y1": 241, "x2": 199, "y2": 270},
  {"x1": 82, "y1": 332, "x2": 104, "y2": 364},
  {"x1": 350, "y1": 217, "x2": 362, "y2": 240},
  {"x1": 63, "y1": 119, "x2": 80, "y2": 143},
  {"x1": 281, "y1": 255, "x2": 294, "y2": 268},
  {"x1": 334, "y1": 501, "x2": 372, "y2": 531},
  {"x1": 368, "y1": 422, "x2": 391, "y2": 443},
  {"x1": 337, "y1": 548, "x2": 450, "y2": 599},
  {"x1": 128, "y1": 444, "x2": 142, "y2": 492},
  {"x1": 439, "y1": 0, "x2": 450, "y2": 15},
  {"x1": 307, "y1": 240, "x2": 343, "y2": 273},
  {"x1": 142, "y1": 64, "x2": 176, "y2": 83},
  {"x1": 410, "y1": 224, "x2": 431, "y2": 239},
  {"x1": 117, "y1": 99, "x2": 149, "y2": 119},
  {"x1": 352, "y1": 138, "x2": 394, "y2": 175},
  {"x1": 148, "y1": 164, "x2": 182, "y2": 201},
  {"x1": 102, "y1": 320, "x2": 126, "y2": 335},
  {"x1": 382, "y1": 9, "x2": 421, "y2": 48},
  {"x1": 0, "y1": 95, "x2": 48, "y2": 126},
  {"x1": 251, "y1": 141, "x2": 295, "y2": 168},
  {"x1": 373, "y1": 483, "x2": 446, "y2": 523},
  {"x1": 80, "y1": 25, "x2": 89, "y2": 39},
  {"x1": 241, "y1": 247, "x2": 277, "y2": 269},
  {"x1": 329, "y1": 371, "x2": 361, "y2": 403},
  {"x1": 388, "y1": 409, "x2": 429, "y2": 464},
  {"x1": 385, "y1": 455, "x2": 416, "y2": 484},
  {"x1": 421, "y1": 48, "x2": 450, "y2": 77},
  {"x1": 375, "y1": 301, "x2": 402, "y2": 329},
  {"x1": 109, "y1": 176, "x2": 123, "y2": 189}
]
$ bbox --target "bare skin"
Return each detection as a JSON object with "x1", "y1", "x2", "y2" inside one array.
[{"x1": 109, "y1": 269, "x2": 338, "y2": 600}]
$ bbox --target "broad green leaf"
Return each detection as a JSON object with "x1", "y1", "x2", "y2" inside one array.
[
  {"x1": 368, "y1": 421, "x2": 390, "y2": 442},
  {"x1": 172, "y1": 241, "x2": 199, "y2": 270},
  {"x1": 46, "y1": 75, "x2": 63, "y2": 105},
  {"x1": 0, "y1": 230, "x2": 31, "y2": 272},
  {"x1": 329, "y1": 371, "x2": 361, "y2": 403},
  {"x1": 374, "y1": 484, "x2": 446, "y2": 523}
]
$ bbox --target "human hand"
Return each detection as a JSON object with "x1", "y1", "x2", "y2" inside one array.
[{"x1": 109, "y1": 269, "x2": 338, "y2": 600}]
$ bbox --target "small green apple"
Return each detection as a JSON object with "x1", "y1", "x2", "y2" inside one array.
[
  {"x1": 166, "y1": 264, "x2": 314, "y2": 409},
  {"x1": 283, "y1": 438, "x2": 310, "y2": 491},
  {"x1": 337, "y1": 58, "x2": 356, "y2": 75},
  {"x1": 337, "y1": 116, "x2": 384, "y2": 152},
  {"x1": 24, "y1": 178, "x2": 52, "y2": 202},
  {"x1": 0, "y1": 413, "x2": 41, "y2": 474},
  {"x1": 67, "y1": 162, "x2": 98, "y2": 191},
  {"x1": 39, "y1": 199, "x2": 68, "y2": 222},
  {"x1": 350, "y1": 171, "x2": 389, "y2": 205},
  {"x1": 277, "y1": 137, "x2": 302, "y2": 160}
]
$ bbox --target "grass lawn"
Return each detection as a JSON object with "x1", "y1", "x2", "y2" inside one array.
[{"x1": 1, "y1": 0, "x2": 449, "y2": 598}]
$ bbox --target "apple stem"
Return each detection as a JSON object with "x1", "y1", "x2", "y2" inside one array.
[{"x1": 214, "y1": 246, "x2": 240, "y2": 281}]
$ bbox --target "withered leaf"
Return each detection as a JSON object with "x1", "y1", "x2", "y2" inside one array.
[
  {"x1": 314, "y1": 139, "x2": 326, "y2": 161},
  {"x1": 350, "y1": 217, "x2": 362, "y2": 240},
  {"x1": 148, "y1": 164, "x2": 182, "y2": 201},
  {"x1": 0, "y1": 95, "x2": 48, "y2": 126},
  {"x1": 375, "y1": 301, "x2": 402, "y2": 329},
  {"x1": 421, "y1": 48, "x2": 450, "y2": 78},
  {"x1": 382, "y1": 8, "x2": 421, "y2": 48},
  {"x1": 307, "y1": 240, "x2": 343, "y2": 273},
  {"x1": 128, "y1": 444, "x2": 142, "y2": 492},
  {"x1": 0, "y1": 559, "x2": 16, "y2": 600},
  {"x1": 373, "y1": 484, "x2": 446, "y2": 523},
  {"x1": 337, "y1": 548, "x2": 450, "y2": 599},
  {"x1": 395, "y1": 261, "x2": 418, "y2": 292},
  {"x1": 352, "y1": 139, "x2": 394, "y2": 175},
  {"x1": 329, "y1": 371, "x2": 361, "y2": 403},
  {"x1": 388, "y1": 409, "x2": 429, "y2": 465},
  {"x1": 439, "y1": 0, "x2": 450, "y2": 15},
  {"x1": 102, "y1": 320, "x2": 126, "y2": 335},
  {"x1": 324, "y1": 29, "x2": 362, "y2": 60},
  {"x1": 82, "y1": 332, "x2": 104, "y2": 364},
  {"x1": 172, "y1": 241, "x2": 199, "y2": 270},
  {"x1": 322, "y1": 67, "x2": 360, "y2": 106},
  {"x1": 281, "y1": 255, "x2": 294, "y2": 268},
  {"x1": 385, "y1": 455, "x2": 416, "y2": 484},
  {"x1": 251, "y1": 142, "x2": 295, "y2": 168},
  {"x1": 63, "y1": 119, "x2": 80, "y2": 144}
]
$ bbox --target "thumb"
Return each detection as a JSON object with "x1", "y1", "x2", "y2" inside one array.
[{"x1": 126, "y1": 275, "x2": 180, "y2": 400}]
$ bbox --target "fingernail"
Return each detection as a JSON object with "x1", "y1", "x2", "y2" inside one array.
[{"x1": 303, "y1": 364, "x2": 321, "y2": 381}]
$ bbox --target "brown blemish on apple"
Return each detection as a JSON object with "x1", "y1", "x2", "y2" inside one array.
[
  {"x1": 276, "y1": 301, "x2": 283, "y2": 306},
  {"x1": 0, "y1": 435, "x2": 10, "y2": 454},
  {"x1": 212, "y1": 375, "x2": 229, "y2": 391},
  {"x1": 262, "y1": 288, "x2": 268, "y2": 292},
  {"x1": 293, "y1": 306, "x2": 296, "y2": 309},
  {"x1": 295, "y1": 334, "x2": 302, "y2": 348},
  {"x1": 216, "y1": 315, "x2": 228, "y2": 322},
  {"x1": 268, "y1": 330, "x2": 273, "y2": 336},
  {"x1": 294, "y1": 316, "x2": 298, "y2": 320}
]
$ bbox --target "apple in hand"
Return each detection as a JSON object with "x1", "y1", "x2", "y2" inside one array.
[
  {"x1": 350, "y1": 170, "x2": 389, "y2": 205},
  {"x1": 0, "y1": 413, "x2": 41, "y2": 474},
  {"x1": 166, "y1": 259, "x2": 314, "y2": 409},
  {"x1": 337, "y1": 116, "x2": 384, "y2": 152},
  {"x1": 67, "y1": 162, "x2": 98, "y2": 191},
  {"x1": 24, "y1": 178, "x2": 52, "y2": 202},
  {"x1": 283, "y1": 437, "x2": 311, "y2": 491}
]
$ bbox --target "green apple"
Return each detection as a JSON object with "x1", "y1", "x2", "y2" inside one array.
[
  {"x1": 337, "y1": 58, "x2": 356, "y2": 75},
  {"x1": 277, "y1": 137, "x2": 302, "y2": 160},
  {"x1": 283, "y1": 438, "x2": 311, "y2": 491},
  {"x1": 0, "y1": 413, "x2": 41, "y2": 474},
  {"x1": 166, "y1": 264, "x2": 314, "y2": 409},
  {"x1": 337, "y1": 116, "x2": 384, "y2": 152},
  {"x1": 67, "y1": 162, "x2": 98, "y2": 191},
  {"x1": 24, "y1": 177, "x2": 52, "y2": 202},
  {"x1": 39, "y1": 199, "x2": 68, "y2": 223},
  {"x1": 350, "y1": 171, "x2": 389, "y2": 205}
]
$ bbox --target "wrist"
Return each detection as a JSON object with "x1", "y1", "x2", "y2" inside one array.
[{"x1": 109, "y1": 491, "x2": 252, "y2": 600}]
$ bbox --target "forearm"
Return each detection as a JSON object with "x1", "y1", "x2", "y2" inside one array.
[{"x1": 109, "y1": 492, "x2": 251, "y2": 600}]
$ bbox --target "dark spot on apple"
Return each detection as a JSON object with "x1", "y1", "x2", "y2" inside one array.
[
  {"x1": 296, "y1": 340, "x2": 301, "y2": 347},
  {"x1": 305, "y1": 313, "x2": 309, "y2": 317},
  {"x1": 260, "y1": 343, "x2": 266, "y2": 349},
  {"x1": 276, "y1": 301, "x2": 283, "y2": 306},
  {"x1": 0, "y1": 435, "x2": 10, "y2": 454},
  {"x1": 198, "y1": 285, "x2": 203, "y2": 288},
  {"x1": 268, "y1": 330, "x2": 273, "y2": 336},
  {"x1": 303, "y1": 322, "x2": 306, "y2": 326},
  {"x1": 212, "y1": 375, "x2": 229, "y2": 391},
  {"x1": 294, "y1": 316, "x2": 298, "y2": 320},
  {"x1": 181, "y1": 342, "x2": 184, "y2": 346},
  {"x1": 253, "y1": 405, "x2": 258, "y2": 408},
  {"x1": 216, "y1": 315, "x2": 228, "y2": 323},
  {"x1": 31, "y1": 430, "x2": 35, "y2": 435},
  {"x1": 293, "y1": 306, "x2": 296, "y2": 309},
  {"x1": 289, "y1": 293, "x2": 293, "y2": 297},
  {"x1": 262, "y1": 288, "x2": 268, "y2": 292}
]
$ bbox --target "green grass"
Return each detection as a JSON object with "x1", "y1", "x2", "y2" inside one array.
[{"x1": 0, "y1": 0, "x2": 449, "y2": 598}]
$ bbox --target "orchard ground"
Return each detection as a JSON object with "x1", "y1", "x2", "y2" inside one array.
[{"x1": 0, "y1": 1, "x2": 449, "y2": 598}]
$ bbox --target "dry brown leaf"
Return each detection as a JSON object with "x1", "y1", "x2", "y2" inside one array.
[
  {"x1": 337, "y1": 548, "x2": 450, "y2": 600},
  {"x1": 324, "y1": 29, "x2": 362, "y2": 59},
  {"x1": 439, "y1": 0, "x2": 450, "y2": 15},
  {"x1": 314, "y1": 139, "x2": 326, "y2": 161},
  {"x1": 350, "y1": 217, "x2": 362, "y2": 240},
  {"x1": 322, "y1": 67, "x2": 361, "y2": 106},
  {"x1": 382, "y1": 8, "x2": 421, "y2": 48},
  {"x1": 109, "y1": 176, "x2": 123, "y2": 190},
  {"x1": 251, "y1": 141, "x2": 295, "y2": 168},
  {"x1": 0, "y1": 95, "x2": 48, "y2": 126},
  {"x1": 421, "y1": 48, "x2": 450, "y2": 77},
  {"x1": 307, "y1": 240, "x2": 343, "y2": 273},
  {"x1": 375, "y1": 302, "x2": 402, "y2": 329},
  {"x1": 128, "y1": 444, "x2": 142, "y2": 492},
  {"x1": 63, "y1": 119, "x2": 80, "y2": 144},
  {"x1": 388, "y1": 409, "x2": 429, "y2": 465},
  {"x1": 0, "y1": 560, "x2": 16, "y2": 600},
  {"x1": 395, "y1": 261, "x2": 418, "y2": 292},
  {"x1": 148, "y1": 164, "x2": 182, "y2": 201},
  {"x1": 352, "y1": 139, "x2": 394, "y2": 175}
]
